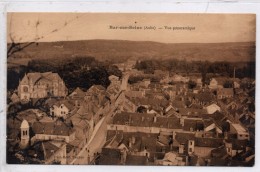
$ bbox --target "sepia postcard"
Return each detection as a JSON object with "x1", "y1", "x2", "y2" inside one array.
[{"x1": 6, "y1": 13, "x2": 256, "y2": 166}]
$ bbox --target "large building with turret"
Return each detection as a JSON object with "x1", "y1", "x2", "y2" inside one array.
[{"x1": 18, "y1": 72, "x2": 68, "y2": 101}]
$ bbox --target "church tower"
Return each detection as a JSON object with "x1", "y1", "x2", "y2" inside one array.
[
  {"x1": 20, "y1": 119, "x2": 30, "y2": 148},
  {"x1": 19, "y1": 73, "x2": 30, "y2": 101}
]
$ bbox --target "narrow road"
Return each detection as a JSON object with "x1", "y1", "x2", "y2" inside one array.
[{"x1": 69, "y1": 103, "x2": 115, "y2": 165}]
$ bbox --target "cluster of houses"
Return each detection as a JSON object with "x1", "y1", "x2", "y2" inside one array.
[
  {"x1": 7, "y1": 72, "x2": 125, "y2": 164},
  {"x1": 96, "y1": 68, "x2": 255, "y2": 166},
  {"x1": 7, "y1": 64, "x2": 255, "y2": 166}
]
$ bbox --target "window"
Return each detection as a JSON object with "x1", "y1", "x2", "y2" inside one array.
[
  {"x1": 227, "y1": 148, "x2": 231, "y2": 152},
  {"x1": 189, "y1": 148, "x2": 192, "y2": 152},
  {"x1": 23, "y1": 86, "x2": 29, "y2": 92}
]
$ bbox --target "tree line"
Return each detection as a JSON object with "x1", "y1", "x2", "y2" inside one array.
[
  {"x1": 7, "y1": 56, "x2": 122, "y2": 92},
  {"x1": 135, "y1": 59, "x2": 255, "y2": 79}
]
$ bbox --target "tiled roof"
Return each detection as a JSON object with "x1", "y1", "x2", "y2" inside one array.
[
  {"x1": 88, "y1": 85, "x2": 106, "y2": 94},
  {"x1": 10, "y1": 93, "x2": 19, "y2": 102},
  {"x1": 76, "y1": 101, "x2": 98, "y2": 119},
  {"x1": 44, "y1": 97, "x2": 59, "y2": 108},
  {"x1": 178, "y1": 108, "x2": 208, "y2": 116},
  {"x1": 28, "y1": 140, "x2": 65, "y2": 162},
  {"x1": 22, "y1": 72, "x2": 62, "y2": 85},
  {"x1": 217, "y1": 88, "x2": 234, "y2": 96},
  {"x1": 194, "y1": 91, "x2": 215, "y2": 103},
  {"x1": 69, "y1": 87, "x2": 86, "y2": 98},
  {"x1": 213, "y1": 77, "x2": 229, "y2": 85},
  {"x1": 106, "y1": 131, "x2": 158, "y2": 153},
  {"x1": 32, "y1": 120, "x2": 75, "y2": 136},
  {"x1": 129, "y1": 97, "x2": 167, "y2": 107},
  {"x1": 183, "y1": 118, "x2": 204, "y2": 131},
  {"x1": 106, "y1": 132, "x2": 124, "y2": 149},
  {"x1": 175, "y1": 132, "x2": 195, "y2": 145},
  {"x1": 53, "y1": 99, "x2": 75, "y2": 111},
  {"x1": 99, "y1": 148, "x2": 121, "y2": 165},
  {"x1": 158, "y1": 135, "x2": 170, "y2": 145},
  {"x1": 113, "y1": 112, "x2": 182, "y2": 129},
  {"x1": 170, "y1": 100, "x2": 186, "y2": 109},
  {"x1": 165, "y1": 108, "x2": 180, "y2": 117},
  {"x1": 195, "y1": 137, "x2": 224, "y2": 148},
  {"x1": 70, "y1": 113, "x2": 90, "y2": 129},
  {"x1": 211, "y1": 111, "x2": 227, "y2": 128},
  {"x1": 211, "y1": 145, "x2": 227, "y2": 158},
  {"x1": 17, "y1": 109, "x2": 46, "y2": 124},
  {"x1": 42, "y1": 141, "x2": 61, "y2": 159},
  {"x1": 125, "y1": 155, "x2": 147, "y2": 165},
  {"x1": 203, "y1": 119, "x2": 215, "y2": 128}
]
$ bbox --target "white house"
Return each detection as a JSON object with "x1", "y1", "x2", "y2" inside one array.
[
  {"x1": 50, "y1": 100, "x2": 75, "y2": 119},
  {"x1": 230, "y1": 123, "x2": 250, "y2": 140},
  {"x1": 205, "y1": 104, "x2": 221, "y2": 114}
]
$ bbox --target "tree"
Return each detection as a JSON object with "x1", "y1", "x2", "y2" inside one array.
[
  {"x1": 137, "y1": 106, "x2": 147, "y2": 113},
  {"x1": 188, "y1": 80, "x2": 197, "y2": 89},
  {"x1": 199, "y1": 61, "x2": 209, "y2": 86},
  {"x1": 107, "y1": 65, "x2": 122, "y2": 78},
  {"x1": 223, "y1": 80, "x2": 233, "y2": 88}
]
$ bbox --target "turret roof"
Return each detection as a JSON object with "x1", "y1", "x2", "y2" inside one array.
[{"x1": 20, "y1": 119, "x2": 29, "y2": 129}]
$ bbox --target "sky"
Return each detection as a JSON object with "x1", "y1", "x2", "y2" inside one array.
[{"x1": 7, "y1": 13, "x2": 256, "y2": 43}]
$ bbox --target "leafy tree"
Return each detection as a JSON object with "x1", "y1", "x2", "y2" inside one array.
[
  {"x1": 137, "y1": 106, "x2": 147, "y2": 113},
  {"x1": 223, "y1": 80, "x2": 233, "y2": 88},
  {"x1": 199, "y1": 61, "x2": 209, "y2": 86},
  {"x1": 107, "y1": 65, "x2": 122, "y2": 78},
  {"x1": 188, "y1": 80, "x2": 197, "y2": 89}
]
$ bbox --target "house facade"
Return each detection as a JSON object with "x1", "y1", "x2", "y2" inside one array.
[
  {"x1": 217, "y1": 88, "x2": 234, "y2": 99},
  {"x1": 50, "y1": 100, "x2": 75, "y2": 119}
]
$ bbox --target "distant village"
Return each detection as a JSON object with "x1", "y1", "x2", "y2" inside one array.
[{"x1": 7, "y1": 59, "x2": 255, "y2": 166}]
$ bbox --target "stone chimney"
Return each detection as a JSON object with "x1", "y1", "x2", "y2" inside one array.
[
  {"x1": 179, "y1": 144, "x2": 184, "y2": 154},
  {"x1": 153, "y1": 116, "x2": 157, "y2": 123},
  {"x1": 180, "y1": 118, "x2": 185, "y2": 127},
  {"x1": 131, "y1": 136, "x2": 136, "y2": 144},
  {"x1": 129, "y1": 138, "x2": 132, "y2": 148},
  {"x1": 172, "y1": 131, "x2": 176, "y2": 139},
  {"x1": 120, "y1": 148, "x2": 127, "y2": 165}
]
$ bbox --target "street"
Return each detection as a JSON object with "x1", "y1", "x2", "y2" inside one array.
[{"x1": 69, "y1": 99, "x2": 116, "y2": 165}]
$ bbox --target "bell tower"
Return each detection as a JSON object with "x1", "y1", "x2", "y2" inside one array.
[{"x1": 20, "y1": 119, "x2": 30, "y2": 148}]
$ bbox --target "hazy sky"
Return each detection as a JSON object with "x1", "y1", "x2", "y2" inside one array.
[{"x1": 7, "y1": 13, "x2": 256, "y2": 43}]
